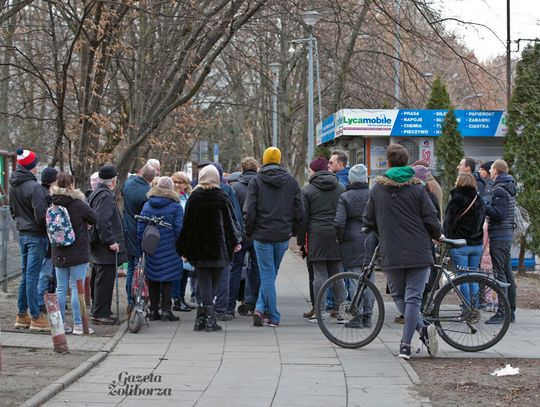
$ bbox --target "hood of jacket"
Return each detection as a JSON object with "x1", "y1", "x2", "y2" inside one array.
[
  {"x1": 147, "y1": 187, "x2": 180, "y2": 208},
  {"x1": 308, "y1": 170, "x2": 339, "y2": 191},
  {"x1": 258, "y1": 165, "x2": 290, "y2": 188},
  {"x1": 494, "y1": 173, "x2": 516, "y2": 197},
  {"x1": 238, "y1": 170, "x2": 258, "y2": 186},
  {"x1": 51, "y1": 186, "x2": 86, "y2": 206},
  {"x1": 9, "y1": 165, "x2": 36, "y2": 187},
  {"x1": 384, "y1": 166, "x2": 415, "y2": 183},
  {"x1": 375, "y1": 171, "x2": 422, "y2": 189}
]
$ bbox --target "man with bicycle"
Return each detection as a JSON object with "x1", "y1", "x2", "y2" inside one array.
[{"x1": 363, "y1": 144, "x2": 442, "y2": 360}]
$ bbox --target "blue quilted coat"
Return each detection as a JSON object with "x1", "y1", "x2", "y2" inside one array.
[{"x1": 137, "y1": 187, "x2": 183, "y2": 282}]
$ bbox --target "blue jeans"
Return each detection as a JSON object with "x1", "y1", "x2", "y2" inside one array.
[
  {"x1": 18, "y1": 235, "x2": 49, "y2": 319},
  {"x1": 228, "y1": 241, "x2": 259, "y2": 312},
  {"x1": 451, "y1": 245, "x2": 483, "y2": 306},
  {"x1": 38, "y1": 257, "x2": 53, "y2": 308},
  {"x1": 56, "y1": 263, "x2": 89, "y2": 325},
  {"x1": 215, "y1": 264, "x2": 231, "y2": 313},
  {"x1": 253, "y1": 240, "x2": 288, "y2": 323},
  {"x1": 126, "y1": 256, "x2": 139, "y2": 307}
]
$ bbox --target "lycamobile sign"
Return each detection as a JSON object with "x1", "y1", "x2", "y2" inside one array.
[{"x1": 343, "y1": 115, "x2": 392, "y2": 125}]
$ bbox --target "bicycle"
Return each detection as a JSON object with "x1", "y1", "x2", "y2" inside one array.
[
  {"x1": 315, "y1": 235, "x2": 511, "y2": 352},
  {"x1": 128, "y1": 214, "x2": 172, "y2": 333}
]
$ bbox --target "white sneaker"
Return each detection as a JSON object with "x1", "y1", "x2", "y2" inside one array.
[{"x1": 73, "y1": 324, "x2": 94, "y2": 335}]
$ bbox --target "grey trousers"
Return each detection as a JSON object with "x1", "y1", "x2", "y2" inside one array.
[{"x1": 312, "y1": 260, "x2": 346, "y2": 310}]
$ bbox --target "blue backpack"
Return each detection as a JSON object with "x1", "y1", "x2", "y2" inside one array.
[{"x1": 46, "y1": 205, "x2": 76, "y2": 247}]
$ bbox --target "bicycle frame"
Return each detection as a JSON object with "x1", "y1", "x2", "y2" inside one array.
[{"x1": 348, "y1": 244, "x2": 379, "y2": 315}]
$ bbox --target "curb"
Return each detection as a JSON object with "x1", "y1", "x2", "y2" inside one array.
[{"x1": 20, "y1": 321, "x2": 127, "y2": 407}]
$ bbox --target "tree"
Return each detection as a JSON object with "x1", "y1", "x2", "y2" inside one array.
[
  {"x1": 426, "y1": 77, "x2": 451, "y2": 109},
  {"x1": 504, "y1": 43, "x2": 540, "y2": 258},
  {"x1": 436, "y1": 107, "x2": 463, "y2": 204}
]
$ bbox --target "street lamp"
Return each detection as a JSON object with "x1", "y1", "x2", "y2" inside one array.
[
  {"x1": 302, "y1": 10, "x2": 321, "y2": 164},
  {"x1": 269, "y1": 62, "x2": 281, "y2": 148},
  {"x1": 460, "y1": 93, "x2": 483, "y2": 108}
]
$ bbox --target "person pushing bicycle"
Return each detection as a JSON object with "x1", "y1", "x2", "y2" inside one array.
[{"x1": 363, "y1": 144, "x2": 442, "y2": 360}]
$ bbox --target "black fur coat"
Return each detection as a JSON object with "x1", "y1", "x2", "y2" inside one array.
[{"x1": 176, "y1": 187, "x2": 240, "y2": 268}]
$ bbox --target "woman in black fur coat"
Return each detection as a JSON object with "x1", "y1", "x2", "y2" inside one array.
[
  {"x1": 443, "y1": 173, "x2": 486, "y2": 306},
  {"x1": 176, "y1": 165, "x2": 241, "y2": 332}
]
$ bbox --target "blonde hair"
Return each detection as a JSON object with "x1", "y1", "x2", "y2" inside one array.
[
  {"x1": 492, "y1": 159, "x2": 509, "y2": 174},
  {"x1": 171, "y1": 171, "x2": 193, "y2": 194},
  {"x1": 456, "y1": 173, "x2": 477, "y2": 190}
]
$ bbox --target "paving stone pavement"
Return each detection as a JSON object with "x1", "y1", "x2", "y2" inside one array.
[
  {"x1": 41, "y1": 250, "x2": 540, "y2": 407},
  {"x1": 0, "y1": 330, "x2": 111, "y2": 352}
]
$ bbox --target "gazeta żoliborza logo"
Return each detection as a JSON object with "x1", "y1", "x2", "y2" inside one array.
[{"x1": 343, "y1": 115, "x2": 392, "y2": 126}]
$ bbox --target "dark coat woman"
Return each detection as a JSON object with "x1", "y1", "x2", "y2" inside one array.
[
  {"x1": 176, "y1": 165, "x2": 240, "y2": 332},
  {"x1": 443, "y1": 173, "x2": 485, "y2": 306},
  {"x1": 137, "y1": 178, "x2": 184, "y2": 321},
  {"x1": 297, "y1": 158, "x2": 346, "y2": 319}
]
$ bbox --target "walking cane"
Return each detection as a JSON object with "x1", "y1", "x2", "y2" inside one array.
[{"x1": 115, "y1": 249, "x2": 120, "y2": 325}]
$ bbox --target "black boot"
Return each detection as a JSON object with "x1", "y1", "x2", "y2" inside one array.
[
  {"x1": 204, "y1": 305, "x2": 222, "y2": 332},
  {"x1": 149, "y1": 309, "x2": 161, "y2": 321},
  {"x1": 172, "y1": 299, "x2": 182, "y2": 311},
  {"x1": 161, "y1": 309, "x2": 180, "y2": 322},
  {"x1": 194, "y1": 306, "x2": 206, "y2": 331}
]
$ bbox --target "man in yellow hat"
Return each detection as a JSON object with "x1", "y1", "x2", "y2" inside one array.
[{"x1": 243, "y1": 147, "x2": 304, "y2": 327}]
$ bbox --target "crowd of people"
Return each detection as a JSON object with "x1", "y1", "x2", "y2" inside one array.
[{"x1": 9, "y1": 143, "x2": 518, "y2": 360}]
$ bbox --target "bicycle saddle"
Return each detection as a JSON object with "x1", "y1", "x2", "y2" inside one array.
[{"x1": 441, "y1": 238, "x2": 467, "y2": 247}]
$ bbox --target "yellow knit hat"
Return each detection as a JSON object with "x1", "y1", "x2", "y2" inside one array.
[{"x1": 263, "y1": 147, "x2": 281, "y2": 165}]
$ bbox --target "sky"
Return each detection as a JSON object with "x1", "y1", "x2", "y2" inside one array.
[{"x1": 433, "y1": 0, "x2": 540, "y2": 61}]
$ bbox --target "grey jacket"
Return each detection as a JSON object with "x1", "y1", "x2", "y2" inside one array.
[
  {"x1": 334, "y1": 183, "x2": 377, "y2": 267},
  {"x1": 88, "y1": 184, "x2": 128, "y2": 265}
]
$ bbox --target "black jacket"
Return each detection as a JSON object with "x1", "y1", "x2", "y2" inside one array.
[
  {"x1": 8, "y1": 165, "x2": 48, "y2": 236},
  {"x1": 50, "y1": 187, "x2": 97, "y2": 268},
  {"x1": 176, "y1": 187, "x2": 240, "y2": 268},
  {"x1": 486, "y1": 173, "x2": 516, "y2": 241},
  {"x1": 88, "y1": 183, "x2": 127, "y2": 265},
  {"x1": 297, "y1": 171, "x2": 345, "y2": 261},
  {"x1": 232, "y1": 170, "x2": 258, "y2": 245},
  {"x1": 363, "y1": 174, "x2": 441, "y2": 270},
  {"x1": 334, "y1": 182, "x2": 377, "y2": 267},
  {"x1": 443, "y1": 186, "x2": 485, "y2": 246},
  {"x1": 243, "y1": 165, "x2": 304, "y2": 243}
]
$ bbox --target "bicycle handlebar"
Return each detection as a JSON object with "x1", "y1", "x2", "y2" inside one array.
[{"x1": 135, "y1": 214, "x2": 172, "y2": 228}]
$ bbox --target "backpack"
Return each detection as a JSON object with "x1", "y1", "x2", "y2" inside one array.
[
  {"x1": 46, "y1": 205, "x2": 76, "y2": 247},
  {"x1": 513, "y1": 204, "x2": 530, "y2": 242},
  {"x1": 141, "y1": 224, "x2": 160, "y2": 255}
]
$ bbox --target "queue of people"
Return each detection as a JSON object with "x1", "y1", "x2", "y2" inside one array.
[{"x1": 9, "y1": 144, "x2": 519, "y2": 359}]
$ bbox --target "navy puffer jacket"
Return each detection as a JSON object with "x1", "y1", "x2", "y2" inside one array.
[{"x1": 137, "y1": 187, "x2": 183, "y2": 282}]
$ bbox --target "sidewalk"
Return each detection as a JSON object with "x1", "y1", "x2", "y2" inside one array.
[{"x1": 42, "y1": 250, "x2": 540, "y2": 407}]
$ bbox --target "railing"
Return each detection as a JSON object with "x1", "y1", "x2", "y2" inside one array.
[{"x1": 0, "y1": 206, "x2": 20, "y2": 292}]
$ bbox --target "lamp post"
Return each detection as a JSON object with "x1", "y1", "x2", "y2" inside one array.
[
  {"x1": 269, "y1": 62, "x2": 281, "y2": 148},
  {"x1": 302, "y1": 10, "x2": 321, "y2": 164},
  {"x1": 460, "y1": 93, "x2": 483, "y2": 108},
  {"x1": 394, "y1": 0, "x2": 401, "y2": 109}
]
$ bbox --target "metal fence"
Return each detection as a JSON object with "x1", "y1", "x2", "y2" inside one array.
[{"x1": 0, "y1": 205, "x2": 20, "y2": 292}]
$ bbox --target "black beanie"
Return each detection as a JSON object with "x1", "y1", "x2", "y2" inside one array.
[
  {"x1": 41, "y1": 167, "x2": 58, "y2": 186},
  {"x1": 480, "y1": 161, "x2": 494, "y2": 173},
  {"x1": 98, "y1": 164, "x2": 118, "y2": 180}
]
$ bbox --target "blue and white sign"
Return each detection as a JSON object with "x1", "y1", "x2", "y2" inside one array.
[{"x1": 317, "y1": 109, "x2": 506, "y2": 144}]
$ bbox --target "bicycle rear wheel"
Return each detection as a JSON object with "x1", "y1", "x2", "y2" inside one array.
[
  {"x1": 315, "y1": 272, "x2": 384, "y2": 349},
  {"x1": 431, "y1": 275, "x2": 511, "y2": 352}
]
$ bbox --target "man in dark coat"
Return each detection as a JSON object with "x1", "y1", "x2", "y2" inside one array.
[
  {"x1": 485, "y1": 159, "x2": 517, "y2": 324},
  {"x1": 297, "y1": 156, "x2": 346, "y2": 321},
  {"x1": 229, "y1": 157, "x2": 260, "y2": 316},
  {"x1": 122, "y1": 164, "x2": 156, "y2": 314},
  {"x1": 244, "y1": 147, "x2": 304, "y2": 326},
  {"x1": 9, "y1": 148, "x2": 50, "y2": 332},
  {"x1": 363, "y1": 144, "x2": 441, "y2": 360},
  {"x1": 89, "y1": 164, "x2": 128, "y2": 324}
]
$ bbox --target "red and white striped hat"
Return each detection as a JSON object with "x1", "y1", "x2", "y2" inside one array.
[{"x1": 16, "y1": 148, "x2": 39, "y2": 170}]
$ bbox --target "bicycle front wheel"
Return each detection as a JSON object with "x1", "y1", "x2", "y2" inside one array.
[
  {"x1": 431, "y1": 275, "x2": 511, "y2": 352},
  {"x1": 315, "y1": 272, "x2": 384, "y2": 349}
]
